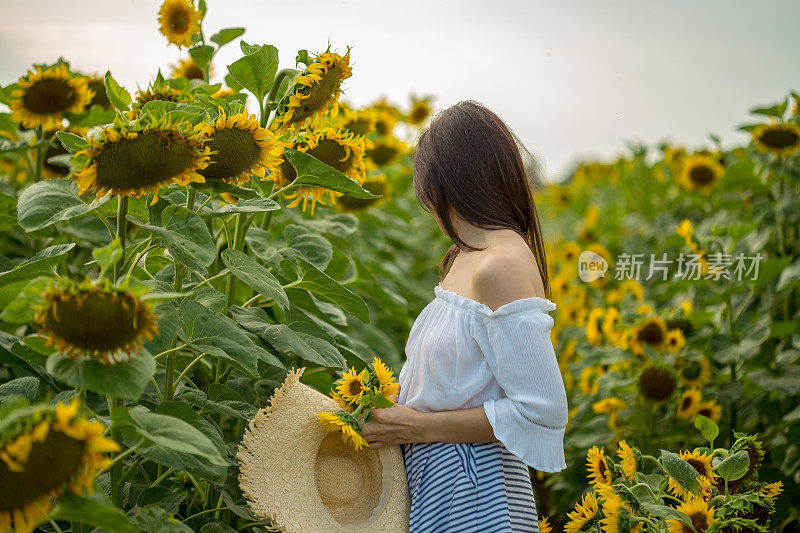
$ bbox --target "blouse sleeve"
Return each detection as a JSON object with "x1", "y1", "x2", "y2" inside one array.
[{"x1": 470, "y1": 304, "x2": 569, "y2": 472}]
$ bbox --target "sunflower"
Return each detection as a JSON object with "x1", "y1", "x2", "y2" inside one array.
[
  {"x1": 195, "y1": 109, "x2": 283, "y2": 186},
  {"x1": 694, "y1": 402, "x2": 722, "y2": 426},
  {"x1": 158, "y1": 0, "x2": 201, "y2": 48},
  {"x1": 332, "y1": 104, "x2": 378, "y2": 139},
  {"x1": 759, "y1": 481, "x2": 783, "y2": 500},
  {"x1": 329, "y1": 388, "x2": 352, "y2": 412},
  {"x1": 564, "y1": 491, "x2": 599, "y2": 533},
  {"x1": 617, "y1": 440, "x2": 638, "y2": 482},
  {"x1": 315, "y1": 411, "x2": 368, "y2": 451},
  {"x1": 337, "y1": 174, "x2": 388, "y2": 211},
  {"x1": 733, "y1": 438, "x2": 765, "y2": 480},
  {"x1": 677, "y1": 357, "x2": 712, "y2": 388},
  {"x1": 679, "y1": 300, "x2": 693, "y2": 316},
  {"x1": 600, "y1": 496, "x2": 642, "y2": 533},
  {"x1": 676, "y1": 388, "x2": 702, "y2": 420},
  {"x1": 579, "y1": 366, "x2": 605, "y2": 395},
  {"x1": 585, "y1": 307, "x2": 605, "y2": 346},
  {"x1": 592, "y1": 397, "x2": 626, "y2": 415},
  {"x1": 539, "y1": 516, "x2": 552, "y2": 533},
  {"x1": 406, "y1": 97, "x2": 433, "y2": 126},
  {"x1": 370, "y1": 100, "x2": 401, "y2": 136},
  {"x1": 10, "y1": 63, "x2": 94, "y2": 129},
  {"x1": 666, "y1": 329, "x2": 686, "y2": 353},
  {"x1": 678, "y1": 154, "x2": 724, "y2": 194},
  {"x1": 370, "y1": 356, "x2": 399, "y2": 401},
  {"x1": 33, "y1": 278, "x2": 160, "y2": 364},
  {"x1": 270, "y1": 47, "x2": 353, "y2": 133},
  {"x1": 638, "y1": 364, "x2": 677, "y2": 402},
  {"x1": 72, "y1": 116, "x2": 211, "y2": 200},
  {"x1": 608, "y1": 412, "x2": 625, "y2": 431},
  {"x1": 633, "y1": 316, "x2": 669, "y2": 353},
  {"x1": 170, "y1": 56, "x2": 208, "y2": 80},
  {"x1": 752, "y1": 122, "x2": 800, "y2": 158},
  {"x1": 618, "y1": 280, "x2": 644, "y2": 302},
  {"x1": 586, "y1": 445, "x2": 613, "y2": 486},
  {"x1": 211, "y1": 87, "x2": 235, "y2": 99},
  {"x1": 336, "y1": 367, "x2": 369, "y2": 405},
  {"x1": 602, "y1": 307, "x2": 623, "y2": 345},
  {"x1": 128, "y1": 85, "x2": 192, "y2": 119},
  {"x1": 365, "y1": 135, "x2": 407, "y2": 168},
  {"x1": 0, "y1": 399, "x2": 120, "y2": 533},
  {"x1": 667, "y1": 496, "x2": 715, "y2": 532},
  {"x1": 558, "y1": 241, "x2": 582, "y2": 265}
]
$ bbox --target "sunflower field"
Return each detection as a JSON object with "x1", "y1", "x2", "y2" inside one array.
[{"x1": 0, "y1": 0, "x2": 798, "y2": 532}]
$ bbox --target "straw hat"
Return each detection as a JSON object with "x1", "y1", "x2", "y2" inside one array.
[{"x1": 238, "y1": 367, "x2": 411, "y2": 532}]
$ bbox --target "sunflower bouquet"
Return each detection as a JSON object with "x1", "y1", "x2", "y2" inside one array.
[{"x1": 315, "y1": 356, "x2": 400, "y2": 451}]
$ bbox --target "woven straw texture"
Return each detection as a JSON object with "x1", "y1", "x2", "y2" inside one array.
[{"x1": 238, "y1": 367, "x2": 411, "y2": 532}]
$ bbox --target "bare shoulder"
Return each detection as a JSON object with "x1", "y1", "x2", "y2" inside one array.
[{"x1": 472, "y1": 237, "x2": 546, "y2": 311}]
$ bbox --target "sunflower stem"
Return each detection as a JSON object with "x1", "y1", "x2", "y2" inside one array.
[
  {"x1": 224, "y1": 213, "x2": 249, "y2": 313},
  {"x1": 263, "y1": 68, "x2": 295, "y2": 128},
  {"x1": 186, "y1": 187, "x2": 196, "y2": 211},
  {"x1": 163, "y1": 262, "x2": 184, "y2": 401},
  {"x1": 112, "y1": 196, "x2": 129, "y2": 283}
]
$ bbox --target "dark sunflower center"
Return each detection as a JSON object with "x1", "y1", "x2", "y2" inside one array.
[
  {"x1": 682, "y1": 363, "x2": 701, "y2": 380},
  {"x1": 689, "y1": 165, "x2": 715, "y2": 185},
  {"x1": 95, "y1": 130, "x2": 195, "y2": 191},
  {"x1": 308, "y1": 139, "x2": 353, "y2": 173},
  {"x1": 182, "y1": 64, "x2": 204, "y2": 80},
  {"x1": 638, "y1": 323, "x2": 664, "y2": 345},
  {"x1": 0, "y1": 429, "x2": 85, "y2": 511},
  {"x1": 347, "y1": 380, "x2": 362, "y2": 396},
  {"x1": 639, "y1": 367, "x2": 676, "y2": 401},
  {"x1": 168, "y1": 7, "x2": 190, "y2": 32},
  {"x1": 367, "y1": 142, "x2": 399, "y2": 166},
  {"x1": 288, "y1": 66, "x2": 344, "y2": 125},
  {"x1": 759, "y1": 127, "x2": 800, "y2": 149},
  {"x1": 598, "y1": 459, "x2": 607, "y2": 478},
  {"x1": 697, "y1": 407, "x2": 711, "y2": 417},
  {"x1": 410, "y1": 104, "x2": 429, "y2": 122},
  {"x1": 24, "y1": 78, "x2": 76, "y2": 114},
  {"x1": 681, "y1": 396, "x2": 693, "y2": 410},
  {"x1": 686, "y1": 459, "x2": 707, "y2": 476},
  {"x1": 200, "y1": 128, "x2": 260, "y2": 181},
  {"x1": 47, "y1": 291, "x2": 146, "y2": 352},
  {"x1": 375, "y1": 119, "x2": 391, "y2": 136},
  {"x1": 344, "y1": 118, "x2": 371, "y2": 136},
  {"x1": 690, "y1": 511, "x2": 709, "y2": 530}
]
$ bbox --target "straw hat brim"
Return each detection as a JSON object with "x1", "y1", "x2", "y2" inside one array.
[{"x1": 238, "y1": 367, "x2": 411, "y2": 532}]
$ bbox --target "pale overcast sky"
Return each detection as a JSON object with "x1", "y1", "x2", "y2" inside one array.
[{"x1": 1, "y1": 0, "x2": 798, "y2": 180}]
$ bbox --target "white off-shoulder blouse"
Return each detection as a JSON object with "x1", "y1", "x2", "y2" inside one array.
[{"x1": 397, "y1": 282, "x2": 569, "y2": 473}]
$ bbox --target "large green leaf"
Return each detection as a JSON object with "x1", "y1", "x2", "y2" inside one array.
[
  {"x1": 175, "y1": 384, "x2": 258, "y2": 420},
  {"x1": 206, "y1": 197, "x2": 281, "y2": 216},
  {"x1": 53, "y1": 490, "x2": 138, "y2": 533},
  {"x1": 231, "y1": 305, "x2": 345, "y2": 368},
  {"x1": 660, "y1": 449, "x2": 700, "y2": 494},
  {"x1": 18, "y1": 179, "x2": 110, "y2": 231},
  {"x1": 210, "y1": 27, "x2": 246, "y2": 47},
  {"x1": 0, "y1": 243, "x2": 75, "y2": 289},
  {"x1": 177, "y1": 300, "x2": 259, "y2": 376},
  {"x1": 221, "y1": 249, "x2": 289, "y2": 309},
  {"x1": 293, "y1": 256, "x2": 369, "y2": 323},
  {"x1": 46, "y1": 351, "x2": 156, "y2": 400},
  {"x1": 127, "y1": 405, "x2": 226, "y2": 466},
  {"x1": 132, "y1": 507, "x2": 194, "y2": 533},
  {"x1": 104, "y1": 70, "x2": 132, "y2": 111},
  {"x1": 283, "y1": 148, "x2": 381, "y2": 199},
  {"x1": 226, "y1": 42, "x2": 278, "y2": 103},
  {"x1": 130, "y1": 204, "x2": 216, "y2": 274},
  {"x1": 716, "y1": 450, "x2": 750, "y2": 481},
  {"x1": 0, "y1": 192, "x2": 18, "y2": 228},
  {"x1": 282, "y1": 224, "x2": 332, "y2": 270}
]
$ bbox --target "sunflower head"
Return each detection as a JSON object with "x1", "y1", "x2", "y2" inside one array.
[
  {"x1": 270, "y1": 46, "x2": 353, "y2": 133},
  {"x1": 0, "y1": 398, "x2": 119, "y2": 533},
  {"x1": 10, "y1": 62, "x2": 94, "y2": 129},
  {"x1": 365, "y1": 135, "x2": 407, "y2": 168},
  {"x1": 369, "y1": 356, "x2": 399, "y2": 401},
  {"x1": 638, "y1": 363, "x2": 677, "y2": 402},
  {"x1": 128, "y1": 85, "x2": 192, "y2": 119},
  {"x1": 315, "y1": 410, "x2": 367, "y2": 451},
  {"x1": 731, "y1": 435, "x2": 765, "y2": 481},
  {"x1": 72, "y1": 115, "x2": 211, "y2": 200},
  {"x1": 170, "y1": 56, "x2": 208, "y2": 80},
  {"x1": 600, "y1": 495, "x2": 642, "y2": 533},
  {"x1": 329, "y1": 104, "x2": 378, "y2": 138},
  {"x1": 158, "y1": 0, "x2": 202, "y2": 48},
  {"x1": 33, "y1": 277, "x2": 160, "y2": 364},
  {"x1": 616, "y1": 440, "x2": 639, "y2": 482},
  {"x1": 565, "y1": 491, "x2": 599, "y2": 533},
  {"x1": 678, "y1": 154, "x2": 724, "y2": 194},
  {"x1": 336, "y1": 367, "x2": 369, "y2": 406},
  {"x1": 676, "y1": 388, "x2": 702, "y2": 420},
  {"x1": 693, "y1": 400, "x2": 722, "y2": 424},
  {"x1": 371, "y1": 101, "x2": 401, "y2": 137},
  {"x1": 752, "y1": 121, "x2": 800, "y2": 158},
  {"x1": 405, "y1": 97, "x2": 433, "y2": 126},
  {"x1": 194, "y1": 108, "x2": 284, "y2": 186},
  {"x1": 676, "y1": 357, "x2": 711, "y2": 387},
  {"x1": 634, "y1": 316, "x2": 669, "y2": 352},
  {"x1": 666, "y1": 329, "x2": 686, "y2": 353},
  {"x1": 586, "y1": 445, "x2": 614, "y2": 486},
  {"x1": 667, "y1": 495, "x2": 715, "y2": 532}
]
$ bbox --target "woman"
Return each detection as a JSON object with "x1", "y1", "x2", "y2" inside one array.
[{"x1": 361, "y1": 100, "x2": 569, "y2": 532}]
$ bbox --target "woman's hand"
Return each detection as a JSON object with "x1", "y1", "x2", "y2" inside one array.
[{"x1": 362, "y1": 403, "x2": 425, "y2": 449}]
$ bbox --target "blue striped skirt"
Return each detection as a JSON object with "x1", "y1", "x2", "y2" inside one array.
[{"x1": 400, "y1": 441, "x2": 539, "y2": 532}]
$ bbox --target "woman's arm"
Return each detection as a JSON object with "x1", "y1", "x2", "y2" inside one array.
[{"x1": 361, "y1": 404, "x2": 499, "y2": 449}]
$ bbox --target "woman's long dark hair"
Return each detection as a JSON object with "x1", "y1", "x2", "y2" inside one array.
[{"x1": 412, "y1": 100, "x2": 551, "y2": 300}]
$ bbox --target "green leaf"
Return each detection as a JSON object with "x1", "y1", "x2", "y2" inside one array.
[
  {"x1": 0, "y1": 243, "x2": 75, "y2": 289},
  {"x1": 17, "y1": 179, "x2": 110, "y2": 232},
  {"x1": 104, "y1": 71, "x2": 132, "y2": 111},
  {"x1": 130, "y1": 204, "x2": 215, "y2": 274},
  {"x1": 694, "y1": 414, "x2": 719, "y2": 447},
  {"x1": 46, "y1": 351, "x2": 156, "y2": 400},
  {"x1": 177, "y1": 300, "x2": 259, "y2": 376},
  {"x1": 189, "y1": 45, "x2": 215, "y2": 76},
  {"x1": 0, "y1": 276, "x2": 50, "y2": 323},
  {"x1": 372, "y1": 394, "x2": 394, "y2": 408},
  {"x1": 0, "y1": 192, "x2": 18, "y2": 229},
  {"x1": 132, "y1": 507, "x2": 193, "y2": 533},
  {"x1": 0, "y1": 376, "x2": 39, "y2": 402},
  {"x1": 210, "y1": 27, "x2": 246, "y2": 47},
  {"x1": 209, "y1": 197, "x2": 281, "y2": 216},
  {"x1": 92, "y1": 237, "x2": 123, "y2": 276},
  {"x1": 749, "y1": 99, "x2": 787, "y2": 119},
  {"x1": 55, "y1": 131, "x2": 91, "y2": 153},
  {"x1": 128, "y1": 406, "x2": 227, "y2": 466},
  {"x1": 777, "y1": 258, "x2": 800, "y2": 291},
  {"x1": 283, "y1": 148, "x2": 381, "y2": 199},
  {"x1": 189, "y1": 179, "x2": 260, "y2": 200},
  {"x1": 294, "y1": 255, "x2": 370, "y2": 323},
  {"x1": 222, "y1": 249, "x2": 289, "y2": 310},
  {"x1": 53, "y1": 490, "x2": 138, "y2": 533},
  {"x1": 227, "y1": 43, "x2": 278, "y2": 103},
  {"x1": 716, "y1": 450, "x2": 750, "y2": 481},
  {"x1": 283, "y1": 224, "x2": 332, "y2": 270},
  {"x1": 231, "y1": 305, "x2": 346, "y2": 368},
  {"x1": 175, "y1": 386, "x2": 258, "y2": 420},
  {"x1": 660, "y1": 449, "x2": 700, "y2": 494},
  {"x1": 638, "y1": 503, "x2": 695, "y2": 527}
]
